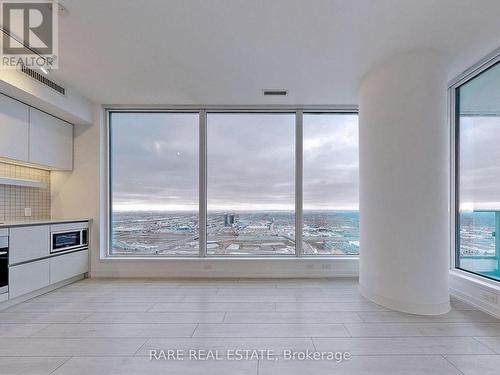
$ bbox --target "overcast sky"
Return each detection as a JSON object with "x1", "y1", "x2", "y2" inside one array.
[
  {"x1": 458, "y1": 61, "x2": 500, "y2": 210},
  {"x1": 460, "y1": 116, "x2": 500, "y2": 210},
  {"x1": 110, "y1": 112, "x2": 359, "y2": 211}
]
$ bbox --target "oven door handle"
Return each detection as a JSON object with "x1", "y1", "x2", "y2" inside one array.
[{"x1": 0, "y1": 251, "x2": 7, "y2": 255}]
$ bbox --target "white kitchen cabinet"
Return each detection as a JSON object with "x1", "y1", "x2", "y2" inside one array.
[
  {"x1": 50, "y1": 250, "x2": 88, "y2": 284},
  {"x1": 9, "y1": 225, "x2": 50, "y2": 264},
  {"x1": 0, "y1": 94, "x2": 29, "y2": 162},
  {"x1": 29, "y1": 108, "x2": 73, "y2": 170},
  {"x1": 9, "y1": 259, "x2": 49, "y2": 298}
]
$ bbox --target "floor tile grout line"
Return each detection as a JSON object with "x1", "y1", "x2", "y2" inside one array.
[
  {"x1": 76, "y1": 312, "x2": 95, "y2": 323},
  {"x1": 7, "y1": 321, "x2": 500, "y2": 327},
  {"x1": 11, "y1": 320, "x2": 500, "y2": 326},
  {"x1": 190, "y1": 323, "x2": 199, "y2": 337},
  {"x1": 26, "y1": 323, "x2": 53, "y2": 337},
  {"x1": 48, "y1": 356, "x2": 72, "y2": 375},
  {"x1": 354, "y1": 311, "x2": 365, "y2": 322},
  {"x1": 0, "y1": 354, "x2": 497, "y2": 358},
  {"x1": 441, "y1": 354, "x2": 466, "y2": 375},
  {"x1": 310, "y1": 337, "x2": 318, "y2": 351},
  {"x1": 8, "y1": 333, "x2": 500, "y2": 339},
  {"x1": 342, "y1": 323, "x2": 352, "y2": 337},
  {"x1": 471, "y1": 336, "x2": 500, "y2": 354},
  {"x1": 132, "y1": 338, "x2": 150, "y2": 355}
]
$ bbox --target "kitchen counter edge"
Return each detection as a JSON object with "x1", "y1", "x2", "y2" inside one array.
[{"x1": 0, "y1": 219, "x2": 91, "y2": 228}]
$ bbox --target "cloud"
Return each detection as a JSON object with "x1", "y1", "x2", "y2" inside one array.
[
  {"x1": 111, "y1": 112, "x2": 359, "y2": 211},
  {"x1": 459, "y1": 116, "x2": 500, "y2": 209}
]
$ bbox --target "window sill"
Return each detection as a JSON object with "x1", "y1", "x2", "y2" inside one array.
[
  {"x1": 100, "y1": 255, "x2": 360, "y2": 261},
  {"x1": 450, "y1": 268, "x2": 500, "y2": 288}
]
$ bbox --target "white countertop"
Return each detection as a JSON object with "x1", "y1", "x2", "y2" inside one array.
[{"x1": 0, "y1": 218, "x2": 90, "y2": 228}]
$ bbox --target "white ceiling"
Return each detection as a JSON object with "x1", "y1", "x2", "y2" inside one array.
[{"x1": 53, "y1": 0, "x2": 500, "y2": 105}]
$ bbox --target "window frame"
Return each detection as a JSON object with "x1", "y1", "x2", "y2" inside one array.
[
  {"x1": 302, "y1": 112, "x2": 360, "y2": 256},
  {"x1": 205, "y1": 111, "x2": 298, "y2": 257},
  {"x1": 105, "y1": 106, "x2": 359, "y2": 259},
  {"x1": 107, "y1": 110, "x2": 202, "y2": 257},
  {"x1": 450, "y1": 48, "x2": 500, "y2": 282}
]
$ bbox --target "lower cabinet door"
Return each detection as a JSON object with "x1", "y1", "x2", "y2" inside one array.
[
  {"x1": 9, "y1": 259, "x2": 50, "y2": 299},
  {"x1": 50, "y1": 250, "x2": 88, "y2": 284}
]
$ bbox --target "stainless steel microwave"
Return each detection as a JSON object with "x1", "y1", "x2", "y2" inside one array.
[{"x1": 51, "y1": 228, "x2": 88, "y2": 254}]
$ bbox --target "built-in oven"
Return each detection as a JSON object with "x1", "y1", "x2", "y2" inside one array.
[
  {"x1": 0, "y1": 236, "x2": 8, "y2": 295},
  {"x1": 51, "y1": 228, "x2": 88, "y2": 254}
]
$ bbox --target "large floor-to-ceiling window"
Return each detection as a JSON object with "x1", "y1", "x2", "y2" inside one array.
[
  {"x1": 107, "y1": 109, "x2": 358, "y2": 257},
  {"x1": 455, "y1": 61, "x2": 500, "y2": 281},
  {"x1": 109, "y1": 112, "x2": 199, "y2": 256},
  {"x1": 303, "y1": 113, "x2": 359, "y2": 255},
  {"x1": 206, "y1": 113, "x2": 296, "y2": 256}
]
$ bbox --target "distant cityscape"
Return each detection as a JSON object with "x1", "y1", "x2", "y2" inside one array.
[
  {"x1": 459, "y1": 212, "x2": 496, "y2": 257},
  {"x1": 111, "y1": 210, "x2": 360, "y2": 256},
  {"x1": 111, "y1": 210, "x2": 497, "y2": 258}
]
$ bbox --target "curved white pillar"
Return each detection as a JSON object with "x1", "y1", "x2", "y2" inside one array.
[{"x1": 358, "y1": 50, "x2": 450, "y2": 315}]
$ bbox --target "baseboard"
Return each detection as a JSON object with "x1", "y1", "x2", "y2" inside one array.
[
  {"x1": 90, "y1": 258, "x2": 360, "y2": 278},
  {"x1": 359, "y1": 283, "x2": 450, "y2": 315},
  {"x1": 449, "y1": 270, "x2": 500, "y2": 319},
  {"x1": 0, "y1": 274, "x2": 85, "y2": 311}
]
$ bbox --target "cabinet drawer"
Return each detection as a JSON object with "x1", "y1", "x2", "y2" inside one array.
[
  {"x1": 9, "y1": 259, "x2": 49, "y2": 298},
  {"x1": 9, "y1": 226, "x2": 50, "y2": 264},
  {"x1": 50, "y1": 250, "x2": 88, "y2": 284}
]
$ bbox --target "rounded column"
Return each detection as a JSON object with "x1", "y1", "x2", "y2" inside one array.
[{"x1": 358, "y1": 49, "x2": 450, "y2": 315}]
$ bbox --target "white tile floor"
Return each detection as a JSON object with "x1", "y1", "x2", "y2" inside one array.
[{"x1": 0, "y1": 278, "x2": 499, "y2": 374}]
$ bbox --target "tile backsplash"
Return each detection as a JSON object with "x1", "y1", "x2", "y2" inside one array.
[{"x1": 0, "y1": 162, "x2": 51, "y2": 221}]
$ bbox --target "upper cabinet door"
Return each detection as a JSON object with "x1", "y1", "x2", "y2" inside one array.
[
  {"x1": 29, "y1": 108, "x2": 73, "y2": 170},
  {"x1": 0, "y1": 94, "x2": 29, "y2": 162}
]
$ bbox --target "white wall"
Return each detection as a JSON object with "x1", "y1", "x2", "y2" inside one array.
[
  {"x1": 450, "y1": 270, "x2": 500, "y2": 319},
  {"x1": 358, "y1": 49, "x2": 450, "y2": 315}
]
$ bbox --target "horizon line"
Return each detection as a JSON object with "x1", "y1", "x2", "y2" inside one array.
[{"x1": 113, "y1": 208, "x2": 360, "y2": 212}]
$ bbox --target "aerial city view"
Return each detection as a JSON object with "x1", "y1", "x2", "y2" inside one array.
[
  {"x1": 111, "y1": 209, "x2": 498, "y2": 258},
  {"x1": 109, "y1": 112, "x2": 361, "y2": 257},
  {"x1": 111, "y1": 210, "x2": 360, "y2": 256},
  {"x1": 459, "y1": 211, "x2": 496, "y2": 257},
  {"x1": 108, "y1": 114, "x2": 497, "y2": 260}
]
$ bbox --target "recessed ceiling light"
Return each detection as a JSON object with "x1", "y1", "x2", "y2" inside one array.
[{"x1": 263, "y1": 89, "x2": 288, "y2": 96}]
